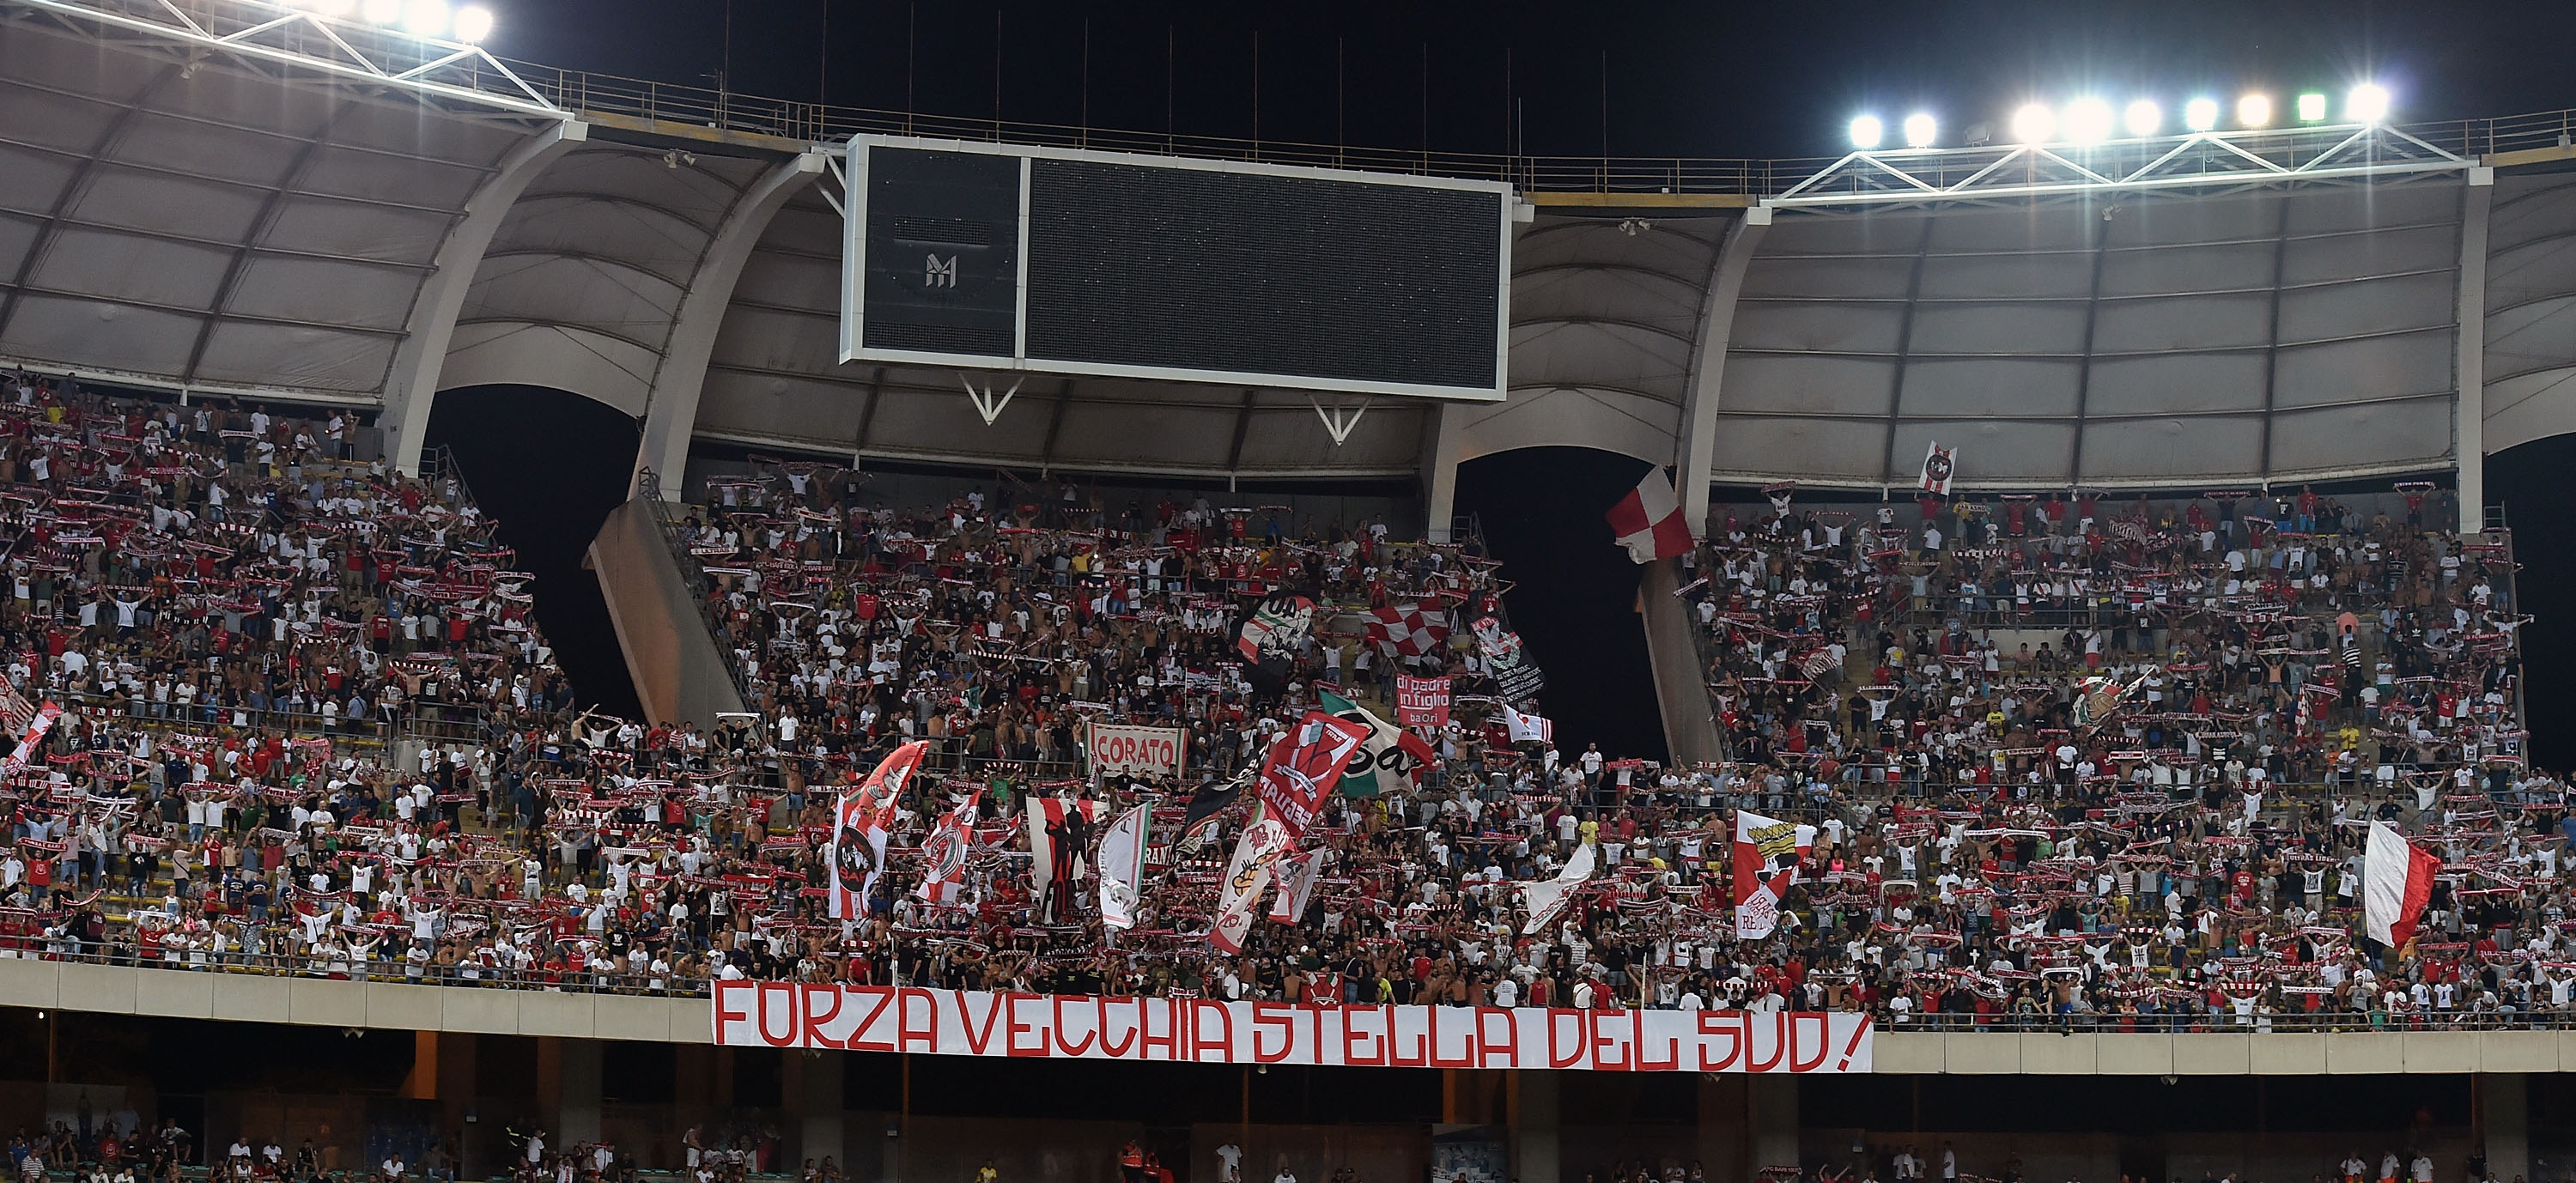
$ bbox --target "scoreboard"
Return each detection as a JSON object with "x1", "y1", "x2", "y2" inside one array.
[{"x1": 841, "y1": 136, "x2": 1515, "y2": 401}]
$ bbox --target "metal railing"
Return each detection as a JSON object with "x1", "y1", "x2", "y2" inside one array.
[{"x1": 479, "y1": 52, "x2": 2576, "y2": 197}]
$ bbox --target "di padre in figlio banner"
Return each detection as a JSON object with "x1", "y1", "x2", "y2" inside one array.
[{"x1": 712, "y1": 983, "x2": 1874, "y2": 1073}]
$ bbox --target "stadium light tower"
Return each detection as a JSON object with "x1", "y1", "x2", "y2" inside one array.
[
  {"x1": 360, "y1": 0, "x2": 400, "y2": 21},
  {"x1": 2184, "y1": 97, "x2": 2220, "y2": 132},
  {"x1": 2238, "y1": 94, "x2": 2272, "y2": 128},
  {"x1": 1902, "y1": 112, "x2": 1936, "y2": 148},
  {"x1": 2123, "y1": 100, "x2": 2160, "y2": 137},
  {"x1": 1848, "y1": 115, "x2": 1884, "y2": 150},
  {"x1": 2296, "y1": 92, "x2": 2328, "y2": 122},
  {"x1": 2348, "y1": 83, "x2": 2391, "y2": 124},
  {"x1": 2063, "y1": 98, "x2": 2113, "y2": 145},
  {"x1": 453, "y1": 4, "x2": 494, "y2": 41},
  {"x1": 2010, "y1": 103, "x2": 2055, "y2": 144}
]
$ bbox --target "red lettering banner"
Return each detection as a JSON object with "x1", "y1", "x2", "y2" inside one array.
[{"x1": 711, "y1": 984, "x2": 1874, "y2": 1072}]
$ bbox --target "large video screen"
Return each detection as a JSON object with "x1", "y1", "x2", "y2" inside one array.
[{"x1": 841, "y1": 138, "x2": 1512, "y2": 401}]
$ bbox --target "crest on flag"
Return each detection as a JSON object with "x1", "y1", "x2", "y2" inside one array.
[
  {"x1": 1919, "y1": 441, "x2": 1957, "y2": 495},
  {"x1": 914, "y1": 790, "x2": 981, "y2": 903}
]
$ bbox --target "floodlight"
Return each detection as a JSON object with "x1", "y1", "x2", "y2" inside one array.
[
  {"x1": 2237, "y1": 94, "x2": 2272, "y2": 128},
  {"x1": 2010, "y1": 103, "x2": 2056, "y2": 144},
  {"x1": 2123, "y1": 100, "x2": 2160, "y2": 137},
  {"x1": 404, "y1": 0, "x2": 448, "y2": 36},
  {"x1": 2348, "y1": 83, "x2": 2391, "y2": 124},
  {"x1": 1902, "y1": 112, "x2": 1936, "y2": 148},
  {"x1": 1848, "y1": 115, "x2": 1884, "y2": 150},
  {"x1": 453, "y1": 4, "x2": 492, "y2": 41},
  {"x1": 2183, "y1": 97, "x2": 2220, "y2": 132},
  {"x1": 2063, "y1": 98, "x2": 2114, "y2": 145},
  {"x1": 2296, "y1": 92, "x2": 2327, "y2": 122},
  {"x1": 360, "y1": 0, "x2": 400, "y2": 21}
]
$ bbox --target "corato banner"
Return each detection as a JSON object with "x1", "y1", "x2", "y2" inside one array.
[{"x1": 711, "y1": 983, "x2": 1874, "y2": 1072}]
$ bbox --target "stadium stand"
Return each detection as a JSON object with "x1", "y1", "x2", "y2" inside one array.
[{"x1": 0, "y1": 393, "x2": 2549, "y2": 1034}]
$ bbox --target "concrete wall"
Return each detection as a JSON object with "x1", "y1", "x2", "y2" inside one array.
[{"x1": 587, "y1": 496, "x2": 747, "y2": 730}]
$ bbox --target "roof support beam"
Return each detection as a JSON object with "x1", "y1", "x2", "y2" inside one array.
[
  {"x1": 851, "y1": 364, "x2": 888, "y2": 457},
  {"x1": 1224, "y1": 388, "x2": 1259, "y2": 487},
  {"x1": 2063, "y1": 205, "x2": 2116, "y2": 486},
  {"x1": 1037, "y1": 379, "x2": 1076, "y2": 476},
  {"x1": 2253, "y1": 197, "x2": 2293, "y2": 485},
  {"x1": 379, "y1": 119, "x2": 587, "y2": 475},
  {"x1": 1674, "y1": 207, "x2": 1768, "y2": 535},
  {"x1": 633, "y1": 150, "x2": 828, "y2": 494},
  {"x1": 1875, "y1": 217, "x2": 1939, "y2": 488},
  {"x1": 2457, "y1": 167, "x2": 2495, "y2": 533}
]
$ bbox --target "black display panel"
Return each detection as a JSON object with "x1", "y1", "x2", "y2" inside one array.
[
  {"x1": 1022, "y1": 159, "x2": 1503, "y2": 392},
  {"x1": 859, "y1": 148, "x2": 1020, "y2": 358}
]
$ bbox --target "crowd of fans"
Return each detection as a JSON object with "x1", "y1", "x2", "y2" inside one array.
[
  {"x1": 0, "y1": 366, "x2": 2557, "y2": 1034},
  {"x1": 1677, "y1": 486, "x2": 2552, "y2": 1028}
]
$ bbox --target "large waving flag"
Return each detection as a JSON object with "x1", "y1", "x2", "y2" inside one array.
[
  {"x1": 829, "y1": 741, "x2": 928, "y2": 919},
  {"x1": 2364, "y1": 821, "x2": 2441, "y2": 948},
  {"x1": 1732, "y1": 809, "x2": 1816, "y2": 939},
  {"x1": 1606, "y1": 469, "x2": 1692, "y2": 563}
]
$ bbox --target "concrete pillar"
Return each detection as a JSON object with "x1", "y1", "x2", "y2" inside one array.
[
  {"x1": 1674, "y1": 208, "x2": 1770, "y2": 537},
  {"x1": 556, "y1": 1040, "x2": 604, "y2": 1150},
  {"x1": 784, "y1": 1052, "x2": 845, "y2": 1178},
  {"x1": 2456, "y1": 166, "x2": 2495, "y2": 535},
  {"x1": 2484, "y1": 1075, "x2": 2528, "y2": 1183},
  {"x1": 1697, "y1": 1076, "x2": 1750, "y2": 1183},
  {"x1": 1747, "y1": 1077, "x2": 1799, "y2": 1182},
  {"x1": 380, "y1": 120, "x2": 586, "y2": 476},
  {"x1": 1510, "y1": 1072, "x2": 1560, "y2": 1183},
  {"x1": 434, "y1": 1034, "x2": 478, "y2": 1179},
  {"x1": 1421, "y1": 403, "x2": 1469, "y2": 543}
]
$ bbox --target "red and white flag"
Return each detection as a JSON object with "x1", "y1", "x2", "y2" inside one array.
[
  {"x1": 1252, "y1": 711, "x2": 1370, "y2": 839},
  {"x1": 829, "y1": 741, "x2": 928, "y2": 919},
  {"x1": 1209, "y1": 816, "x2": 1292, "y2": 954},
  {"x1": 914, "y1": 790, "x2": 981, "y2": 904},
  {"x1": 1606, "y1": 470, "x2": 1692, "y2": 563},
  {"x1": 2363, "y1": 820, "x2": 2441, "y2": 948},
  {"x1": 1, "y1": 701, "x2": 59, "y2": 775},
  {"x1": 1267, "y1": 848, "x2": 1332, "y2": 925},
  {"x1": 1502, "y1": 703, "x2": 1552, "y2": 744},
  {"x1": 1395, "y1": 676, "x2": 1451, "y2": 729},
  {"x1": 1732, "y1": 809, "x2": 1816, "y2": 940},
  {"x1": 1365, "y1": 604, "x2": 1449, "y2": 656},
  {"x1": 1919, "y1": 441, "x2": 1957, "y2": 495}
]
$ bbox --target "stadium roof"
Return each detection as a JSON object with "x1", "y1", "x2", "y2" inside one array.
[{"x1": 5, "y1": 1, "x2": 2576, "y2": 500}]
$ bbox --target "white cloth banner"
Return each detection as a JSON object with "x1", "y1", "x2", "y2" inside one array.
[
  {"x1": 713, "y1": 983, "x2": 1874, "y2": 1072},
  {"x1": 1087, "y1": 723, "x2": 1188, "y2": 780},
  {"x1": 1097, "y1": 804, "x2": 1151, "y2": 931}
]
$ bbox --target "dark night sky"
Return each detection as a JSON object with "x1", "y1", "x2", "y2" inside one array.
[
  {"x1": 489, "y1": 1, "x2": 2576, "y2": 161},
  {"x1": 439, "y1": 2, "x2": 2576, "y2": 761}
]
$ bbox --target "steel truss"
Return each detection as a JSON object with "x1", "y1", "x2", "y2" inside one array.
[
  {"x1": 1770, "y1": 122, "x2": 2470, "y2": 210},
  {"x1": 3, "y1": 0, "x2": 565, "y2": 120}
]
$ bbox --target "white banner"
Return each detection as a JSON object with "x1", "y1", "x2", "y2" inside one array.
[
  {"x1": 713, "y1": 983, "x2": 1874, "y2": 1072},
  {"x1": 1086, "y1": 722, "x2": 1188, "y2": 780}
]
